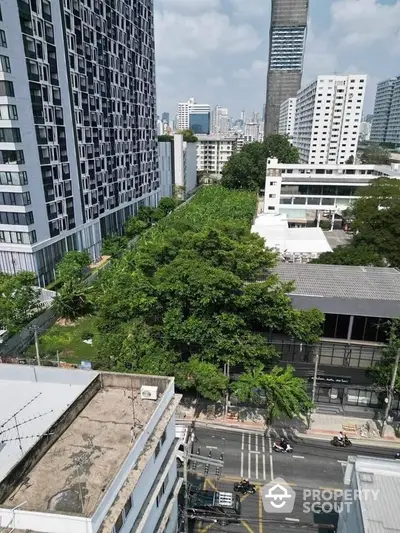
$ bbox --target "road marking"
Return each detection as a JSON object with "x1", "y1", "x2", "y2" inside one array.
[
  {"x1": 218, "y1": 474, "x2": 297, "y2": 486},
  {"x1": 293, "y1": 455, "x2": 305, "y2": 459},
  {"x1": 241, "y1": 520, "x2": 256, "y2": 533},
  {"x1": 320, "y1": 486, "x2": 343, "y2": 492},
  {"x1": 262, "y1": 435, "x2": 266, "y2": 480},
  {"x1": 337, "y1": 460, "x2": 347, "y2": 465},
  {"x1": 255, "y1": 434, "x2": 259, "y2": 479},
  {"x1": 206, "y1": 446, "x2": 217, "y2": 449},
  {"x1": 248, "y1": 432, "x2": 251, "y2": 479},
  {"x1": 203, "y1": 477, "x2": 218, "y2": 491},
  {"x1": 268, "y1": 436, "x2": 274, "y2": 480},
  {"x1": 249, "y1": 450, "x2": 260, "y2": 454},
  {"x1": 285, "y1": 517, "x2": 300, "y2": 522},
  {"x1": 241, "y1": 433, "x2": 244, "y2": 478},
  {"x1": 259, "y1": 483, "x2": 263, "y2": 533}
]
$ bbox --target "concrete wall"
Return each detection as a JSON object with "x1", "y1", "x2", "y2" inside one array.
[
  {"x1": 184, "y1": 142, "x2": 197, "y2": 196},
  {"x1": 158, "y1": 142, "x2": 173, "y2": 198},
  {"x1": 173, "y1": 134, "x2": 185, "y2": 189}
]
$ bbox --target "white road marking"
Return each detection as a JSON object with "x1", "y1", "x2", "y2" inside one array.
[
  {"x1": 255, "y1": 434, "x2": 259, "y2": 479},
  {"x1": 248, "y1": 433, "x2": 251, "y2": 479},
  {"x1": 268, "y1": 436, "x2": 274, "y2": 481},
  {"x1": 262, "y1": 436, "x2": 266, "y2": 480},
  {"x1": 249, "y1": 450, "x2": 260, "y2": 454},
  {"x1": 241, "y1": 433, "x2": 244, "y2": 478},
  {"x1": 337, "y1": 460, "x2": 347, "y2": 465},
  {"x1": 285, "y1": 518, "x2": 300, "y2": 522},
  {"x1": 206, "y1": 446, "x2": 218, "y2": 449},
  {"x1": 293, "y1": 455, "x2": 305, "y2": 459}
]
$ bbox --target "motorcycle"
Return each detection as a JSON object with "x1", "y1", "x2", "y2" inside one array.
[
  {"x1": 330, "y1": 436, "x2": 352, "y2": 447},
  {"x1": 233, "y1": 481, "x2": 256, "y2": 495},
  {"x1": 273, "y1": 441, "x2": 293, "y2": 453}
]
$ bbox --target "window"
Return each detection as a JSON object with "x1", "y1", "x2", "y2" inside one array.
[
  {"x1": 0, "y1": 151, "x2": 25, "y2": 165},
  {"x1": 0, "y1": 55, "x2": 10, "y2": 72},
  {"x1": 0, "y1": 81, "x2": 14, "y2": 97},
  {"x1": 0, "y1": 128, "x2": 21, "y2": 142},
  {"x1": 0, "y1": 30, "x2": 7, "y2": 48},
  {"x1": 161, "y1": 430, "x2": 166, "y2": 445},
  {"x1": 269, "y1": 181, "x2": 277, "y2": 186},
  {"x1": 113, "y1": 511, "x2": 123, "y2": 533},
  {"x1": 156, "y1": 475, "x2": 169, "y2": 507},
  {"x1": 154, "y1": 442, "x2": 161, "y2": 459},
  {"x1": 124, "y1": 495, "x2": 132, "y2": 518},
  {"x1": 0, "y1": 105, "x2": 18, "y2": 120}
]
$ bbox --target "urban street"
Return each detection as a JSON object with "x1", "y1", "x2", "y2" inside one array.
[{"x1": 187, "y1": 426, "x2": 398, "y2": 533}]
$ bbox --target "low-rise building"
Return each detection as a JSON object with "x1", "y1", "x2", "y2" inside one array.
[
  {"x1": 158, "y1": 134, "x2": 197, "y2": 199},
  {"x1": 196, "y1": 135, "x2": 238, "y2": 177},
  {"x1": 0, "y1": 365, "x2": 182, "y2": 533},
  {"x1": 338, "y1": 456, "x2": 400, "y2": 533}
]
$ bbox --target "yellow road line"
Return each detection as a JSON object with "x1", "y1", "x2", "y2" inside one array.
[
  {"x1": 203, "y1": 477, "x2": 218, "y2": 491},
  {"x1": 259, "y1": 486, "x2": 263, "y2": 533},
  {"x1": 241, "y1": 520, "x2": 257, "y2": 533},
  {"x1": 198, "y1": 524, "x2": 213, "y2": 533}
]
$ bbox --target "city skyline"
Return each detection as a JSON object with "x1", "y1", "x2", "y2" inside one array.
[{"x1": 155, "y1": 0, "x2": 400, "y2": 118}]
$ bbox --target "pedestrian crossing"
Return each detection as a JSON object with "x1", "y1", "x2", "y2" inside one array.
[{"x1": 240, "y1": 432, "x2": 270, "y2": 481}]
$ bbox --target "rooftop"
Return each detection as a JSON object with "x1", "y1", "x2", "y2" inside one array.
[
  {"x1": 274, "y1": 263, "x2": 400, "y2": 317},
  {"x1": 0, "y1": 365, "x2": 173, "y2": 518},
  {"x1": 347, "y1": 456, "x2": 400, "y2": 533}
]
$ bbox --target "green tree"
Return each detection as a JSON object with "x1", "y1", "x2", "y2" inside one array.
[
  {"x1": 232, "y1": 364, "x2": 312, "y2": 426},
  {"x1": 175, "y1": 358, "x2": 229, "y2": 401},
  {"x1": 102, "y1": 234, "x2": 128, "y2": 257},
  {"x1": 158, "y1": 197, "x2": 177, "y2": 216},
  {"x1": 360, "y1": 145, "x2": 391, "y2": 165},
  {"x1": 221, "y1": 135, "x2": 298, "y2": 190},
  {"x1": 56, "y1": 251, "x2": 91, "y2": 283},
  {"x1": 54, "y1": 278, "x2": 93, "y2": 320},
  {"x1": 351, "y1": 177, "x2": 400, "y2": 266},
  {"x1": 345, "y1": 155, "x2": 355, "y2": 164},
  {"x1": 177, "y1": 129, "x2": 198, "y2": 142},
  {"x1": 312, "y1": 244, "x2": 385, "y2": 267},
  {"x1": 0, "y1": 272, "x2": 40, "y2": 334},
  {"x1": 124, "y1": 217, "x2": 149, "y2": 239}
]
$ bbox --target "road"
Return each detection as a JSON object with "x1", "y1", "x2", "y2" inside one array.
[{"x1": 187, "y1": 426, "x2": 398, "y2": 533}]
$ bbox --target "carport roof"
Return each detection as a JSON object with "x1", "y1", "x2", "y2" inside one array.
[{"x1": 274, "y1": 264, "x2": 400, "y2": 318}]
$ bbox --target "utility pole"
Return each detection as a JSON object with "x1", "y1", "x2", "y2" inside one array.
[
  {"x1": 33, "y1": 326, "x2": 40, "y2": 366},
  {"x1": 381, "y1": 347, "x2": 400, "y2": 437},
  {"x1": 224, "y1": 361, "x2": 230, "y2": 417},
  {"x1": 311, "y1": 352, "x2": 319, "y2": 405}
]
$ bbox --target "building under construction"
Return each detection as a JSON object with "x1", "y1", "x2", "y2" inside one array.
[{"x1": 264, "y1": 0, "x2": 309, "y2": 137}]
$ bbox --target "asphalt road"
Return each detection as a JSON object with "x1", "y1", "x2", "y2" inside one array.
[{"x1": 188, "y1": 426, "x2": 399, "y2": 533}]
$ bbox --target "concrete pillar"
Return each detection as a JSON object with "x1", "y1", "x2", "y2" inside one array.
[{"x1": 347, "y1": 315, "x2": 354, "y2": 341}]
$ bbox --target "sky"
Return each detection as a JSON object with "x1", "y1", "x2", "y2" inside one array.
[{"x1": 154, "y1": 0, "x2": 400, "y2": 120}]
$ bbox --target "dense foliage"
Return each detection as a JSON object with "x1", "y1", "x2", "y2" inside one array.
[
  {"x1": 93, "y1": 186, "x2": 324, "y2": 400},
  {"x1": 360, "y1": 145, "x2": 391, "y2": 165},
  {"x1": 0, "y1": 272, "x2": 40, "y2": 334},
  {"x1": 221, "y1": 135, "x2": 299, "y2": 190},
  {"x1": 314, "y1": 178, "x2": 400, "y2": 267}
]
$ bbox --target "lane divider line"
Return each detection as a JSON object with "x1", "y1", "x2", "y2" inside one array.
[
  {"x1": 285, "y1": 517, "x2": 300, "y2": 522},
  {"x1": 293, "y1": 455, "x2": 305, "y2": 459}
]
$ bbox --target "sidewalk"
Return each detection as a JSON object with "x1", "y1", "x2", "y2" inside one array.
[{"x1": 176, "y1": 407, "x2": 400, "y2": 448}]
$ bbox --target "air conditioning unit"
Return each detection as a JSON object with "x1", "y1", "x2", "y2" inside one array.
[{"x1": 140, "y1": 385, "x2": 158, "y2": 400}]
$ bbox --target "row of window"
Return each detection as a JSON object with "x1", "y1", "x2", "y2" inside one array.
[
  {"x1": 0, "y1": 229, "x2": 37, "y2": 245},
  {"x1": 323, "y1": 314, "x2": 389, "y2": 344},
  {"x1": 0, "y1": 171, "x2": 28, "y2": 186},
  {"x1": 0, "y1": 211, "x2": 34, "y2": 226},
  {"x1": 0, "y1": 29, "x2": 6, "y2": 48},
  {"x1": 0, "y1": 191, "x2": 31, "y2": 206},
  {"x1": 281, "y1": 185, "x2": 360, "y2": 196}
]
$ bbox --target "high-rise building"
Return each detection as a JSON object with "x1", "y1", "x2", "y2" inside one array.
[
  {"x1": 0, "y1": 0, "x2": 158, "y2": 284},
  {"x1": 244, "y1": 122, "x2": 260, "y2": 142},
  {"x1": 278, "y1": 98, "x2": 296, "y2": 139},
  {"x1": 264, "y1": 0, "x2": 309, "y2": 137},
  {"x1": 177, "y1": 98, "x2": 210, "y2": 133},
  {"x1": 211, "y1": 106, "x2": 229, "y2": 135},
  {"x1": 370, "y1": 76, "x2": 400, "y2": 145},
  {"x1": 161, "y1": 112, "x2": 169, "y2": 124},
  {"x1": 293, "y1": 75, "x2": 366, "y2": 164}
]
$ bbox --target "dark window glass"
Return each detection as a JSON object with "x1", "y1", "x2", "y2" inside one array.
[
  {"x1": 0, "y1": 128, "x2": 21, "y2": 142},
  {"x1": 0, "y1": 81, "x2": 14, "y2": 97},
  {"x1": 0, "y1": 55, "x2": 11, "y2": 72},
  {"x1": 351, "y1": 316, "x2": 366, "y2": 341},
  {"x1": 323, "y1": 314, "x2": 337, "y2": 338},
  {"x1": 124, "y1": 496, "x2": 132, "y2": 518},
  {"x1": 336, "y1": 315, "x2": 350, "y2": 339},
  {"x1": 114, "y1": 512, "x2": 123, "y2": 533},
  {"x1": 0, "y1": 30, "x2": 7, "y2": 48}
]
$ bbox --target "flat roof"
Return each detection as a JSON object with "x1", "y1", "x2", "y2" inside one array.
[
  {"x1": 274, "y1": 264, "x2": 400, "y2": 317},
  {"x1": 0, "y1": 366, "x2": 172, "y2": 518},
  {"x1": 349, "y1": 456, "x2": 400, "y2": 533}
]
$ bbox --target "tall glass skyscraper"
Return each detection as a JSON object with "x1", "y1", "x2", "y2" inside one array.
[{"x1": 264, "y1": 0, "x2": 309, "y2": 137}]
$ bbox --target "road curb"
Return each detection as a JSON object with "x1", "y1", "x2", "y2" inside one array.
[{"x1": 177, "y1": 419, "x2": 400, "y2": 448}]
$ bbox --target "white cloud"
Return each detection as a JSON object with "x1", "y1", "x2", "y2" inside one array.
[
  {"x1": 207, "y1": 76, "x2": 226, "y2": 87},
  {"x1": 233, "y1": 59, "x2": 268, "y2": 79},
  {"x1": 155, "y1": 11, "x2": 261, "y2": 61},
  {"x1": 157, "y1": 0, "x2": 221, "y2": 12},
  {"x1": 229, "y1": 0, "x2": 269, "y2": 18},
  {"x1": 331, "y1": 0, "x2": 400, "y2": 50}
]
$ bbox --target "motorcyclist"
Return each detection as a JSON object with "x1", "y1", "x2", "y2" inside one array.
[
  {"x1": 337, "y1": 431, "x2": 344, "y2": 442},
  {"x1": 280, "y1": 437, "x2": 289, "y2": 450},
  {"x1": 241, "y1": 478, "x2": 250, "y2": 487}
]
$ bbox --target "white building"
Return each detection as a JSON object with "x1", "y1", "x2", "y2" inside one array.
[
  {"x1": 244, "y1": 122, "x2": 260, "y2": 142},
  {"x1": 196, "y1": 135, "x2": 238, "y2": 177},
  {"x1": 279, "y1": 98, "x2": 297, "y2": 140},
  {"x1": 177, "y1": 98, "x2": 210, "y2": 133},
  {"x1": 264, "y1": 157, "x2": 400, "y2": 224},
  {"x1": 359, "y1": 121, "x2": 372, "y2": 142},
  {"x1": 0, "y1": 0, "x2": 159, "y2": 285},
  {"x1": 158, "y1": 134, "x2": 197, "y2": 198},
  {"x1": 337, "y1": 455, "x2": 400, "y2": 533},
  {"x1": 212, "y1": 106, "x2": 229, "y2": 135},
  {"x1": 0, "y1": 365, "x2": 182, "y2": 533},
  {"x1": 293, "y1": 75, "x2": 366, "y2": 164}
]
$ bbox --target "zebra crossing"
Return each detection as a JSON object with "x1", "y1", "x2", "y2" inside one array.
[{"x1": 240, "y1": 431, "x2": 271, "y2": 481}]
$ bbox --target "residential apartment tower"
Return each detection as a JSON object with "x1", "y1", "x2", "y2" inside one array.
[{"x1": 370, "y1": 75, "x2": 400, "y2": 145}]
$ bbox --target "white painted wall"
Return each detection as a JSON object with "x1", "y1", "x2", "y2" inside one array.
[
  {"x1": 158, "y1": 142, "x2": 173, "y2": 198},
  {"x1": 184, "y1": 142, "x2": 197, "y2": 195}
]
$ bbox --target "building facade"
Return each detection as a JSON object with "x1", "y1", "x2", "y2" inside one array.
[
  {"x1": 189, "y1": 111, "x2": 210, "y2": 135},
  {"x1": 0, "y1": 0, "x2": 159, "y2": 284},
  {"x1": 177, "y1": 98, "x2": 210, "y2": 132},
  {"x1": 278, "y1": 97, "x2": 296, "y2": 139},
  {"x1": 158, "y1": 134, "x2": 197, "y2": 198},
  {"x1": 0, "y1": 366, "x2": 182, "y2": 533},
  {"x1": 370, "y1": 75, "x2": 400, "y2": 145},
  {"x1": 293, "y1": 75, "x2": 366, "y2": 164},
  {"x1": 196, "y1": 134, "x2": 238, "y2": 177},
  {"x1": 264, "y1": 0, "x2": 309, "y2": 137},
  {"x1": 211, "y1": 106, "x2": 229, "y2": 135}
]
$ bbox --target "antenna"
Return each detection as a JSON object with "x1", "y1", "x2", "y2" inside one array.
[
  {"x1": 0, "y1": 410, "x2": 54, "y2": 439},
  {"x1": 128, "y1": 377, "x2": 143, "y2": 437},
  {"x1": 0, "y1": 393, "x2": 42, "y2": 431}
]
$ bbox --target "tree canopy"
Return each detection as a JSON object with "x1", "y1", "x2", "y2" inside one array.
[
  {"x1": 221, "y1": 135, "x2": 299, "y2": 190},
  {"x1": 312, "y1": 244, "x2": 385, "y2": 267},
  {"x1": 0, "y1": 272, "x2": 40, "y2": 334},
  {"x1": 94, "y1": 186, "x2": 324, "y2": 399},
  {"x1": 360, "y1": 145, "x2": 391, "y2": 165}
]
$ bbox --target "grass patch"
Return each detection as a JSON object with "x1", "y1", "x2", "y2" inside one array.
[{"x1": 24, "y1": 315, "x2": 98, "y2": 365}]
